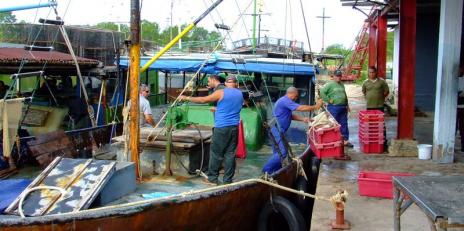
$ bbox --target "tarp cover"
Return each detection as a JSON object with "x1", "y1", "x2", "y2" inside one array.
[
  {"x1": 119, "y1": 56, "x2": 314, "y2": 76},
  {"x1": 0, "y1": 179, "x2": 32, "y2": 213}
]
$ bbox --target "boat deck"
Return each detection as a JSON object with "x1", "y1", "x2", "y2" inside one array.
[{"x1": 107, "y1": 143, "x2": 308, "y2": 206}]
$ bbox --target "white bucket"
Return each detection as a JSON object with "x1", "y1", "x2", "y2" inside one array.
[{"x1": 417, "y1": 144, "x2": 432, "y2": 160}]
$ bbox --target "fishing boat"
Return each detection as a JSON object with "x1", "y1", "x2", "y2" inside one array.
[
  {"x1": 0, "y1": 0, "x2": 339, "y2": 230},
  {"x1": 118, "y1": 53, "x2": 316, "y2": 151}
]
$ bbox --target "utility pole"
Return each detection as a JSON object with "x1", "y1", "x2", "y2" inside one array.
[{"x1": 316, "y1": 8, "x2": 331, "y2": 53}]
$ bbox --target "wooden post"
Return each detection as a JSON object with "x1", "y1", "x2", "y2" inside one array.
[
  {"x1": 397, "y1": 0, "x2": 416, "y2": 139},
  {"x1": 129, "y1": 0, "x2": 141, "y2": 179},
  {"x1": 432, "y1": 0, "x2": 463, "y2": 163}
]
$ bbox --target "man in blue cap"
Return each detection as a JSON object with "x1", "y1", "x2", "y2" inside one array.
[{"x1": 320, "y1": 70, "x2": 353, "y2": 147}]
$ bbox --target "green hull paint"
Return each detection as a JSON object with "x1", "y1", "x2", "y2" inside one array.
[{"x1": 177, "y1": 104, "x2": 265, "y2": 151}]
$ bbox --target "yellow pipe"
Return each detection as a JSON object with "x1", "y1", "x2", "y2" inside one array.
[{"x1": 140, "y1": 23, "x2": 195, "y2": 73}]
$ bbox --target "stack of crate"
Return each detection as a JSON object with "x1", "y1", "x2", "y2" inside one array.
[
  {"x1": 359, "y1": 110, "x2": 385, "y2": 154},
  {"x1": 308, "y1": 125, "x2": 344, "y2": 159}
]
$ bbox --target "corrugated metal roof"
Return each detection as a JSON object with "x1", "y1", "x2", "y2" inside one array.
[{"x1": 0, "y1": 48, "x2": 100, "y2": 66}]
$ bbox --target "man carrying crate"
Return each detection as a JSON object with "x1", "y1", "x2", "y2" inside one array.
[{"x1": 262, "y1": 87, "x2": 323, "y2": 174}]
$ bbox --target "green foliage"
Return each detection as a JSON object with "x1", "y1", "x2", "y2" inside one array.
[
  {"x1": 387, "y1": 32, "x2": 394, "y2": 62},
  {"x1": 94, "y1": 22, "x2": 118, "y2": 31},
  {"x1": 141, "y1": 20, "x2": 160, "y2": 42},
  {"x1": 0, "y1": 12, "x2": 17, "y2": 42},
  {"x1": 324, "y1": 43, "x2": 350, "y2": 56},
  {"x1": 91, "y1": 20, "x2": 221, "y2": 51},
  {"x1": 0, "y1": 12, "x2": 16, "y2": 23}
]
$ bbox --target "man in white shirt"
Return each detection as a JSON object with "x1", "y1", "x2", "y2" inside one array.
[{"x1": 132, "y1": 84, "x2": 155, "y2": 127}]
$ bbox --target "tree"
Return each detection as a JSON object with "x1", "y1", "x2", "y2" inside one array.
[
  {"x1": 0, "y1": 12, "x2": 17, "y2": 42},
  {"x1": 141, "y1": 20, "x2": 160, "y2": 42},
  {"x1": 0, "y1": 12, "x2": 16, "y2": 23},
  {"x1": 94, "y1": 22, "x2": 118, "y2": 31},
  {"x1": 324, "y1": 43, "x2": 350, "y2": 56},
  {"x1": 159, "y1": 25, "x2": 180, "y2": 45}
]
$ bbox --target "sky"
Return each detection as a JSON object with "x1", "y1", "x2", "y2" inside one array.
[{"x1": 3, "y1": 0, "x2": 369, "y2": 52}]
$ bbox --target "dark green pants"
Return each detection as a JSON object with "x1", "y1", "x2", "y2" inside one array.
[{"x1": 208, "y1": 125, "x2": 238, "y2": 184}]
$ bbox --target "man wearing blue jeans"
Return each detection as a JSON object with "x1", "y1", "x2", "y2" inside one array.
[
  {"x1": 262, "y1": 87, "x2": 323, "y2": 174},
  {"x1": 320, "y1": 70, "x2": 353, "y2": 147},
  {"x1": 179, "y1": 76, "x2": 243, "y2": 184}
]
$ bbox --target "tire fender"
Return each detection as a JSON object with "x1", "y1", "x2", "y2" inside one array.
[{"x1": 257, "y1": 196, "x2": 307, "y2": 231}]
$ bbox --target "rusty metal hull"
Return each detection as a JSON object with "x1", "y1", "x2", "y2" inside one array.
[{"x1": 1, "y1": 149, "x2": 314, "y2": 231}]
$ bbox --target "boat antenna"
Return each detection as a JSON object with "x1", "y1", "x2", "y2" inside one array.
[{"x1": 298, "y1": 0, "x2": 313, "y2": 62}]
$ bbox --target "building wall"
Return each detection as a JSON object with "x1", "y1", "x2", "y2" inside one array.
[{"x1": 415, "y1": 4, "x2": 441, "y2": 112}]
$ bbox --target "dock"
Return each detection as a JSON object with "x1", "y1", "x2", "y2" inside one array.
[{"x1": 310, "y1": 85, "x2": 464, "y2": 230}]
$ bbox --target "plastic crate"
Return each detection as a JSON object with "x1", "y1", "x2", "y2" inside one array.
[
  {"x1": 309, "y1": 139, "x2": 344, "y2": 159},
  {"x1": 358, "y1": 128, "x2": 384, "y2": 136},
  {"x1": 359, "y1": 110, "x2": 385, "y2": 122},
  {"x1": 359, "y1": 121, "x2": 385, "y2": 128},
  {"x1": 359, "y1": 133, "x2": 385, "y2": 141},
  {"x1": 358, "y1": 171, "x2": 415, "y2": 199},
  {"x1": 360, "y1": 140, "x2": 384, "y2": 154},
  {"x1": 307, "y1": 125, "x2": 342, "y2": 144}
]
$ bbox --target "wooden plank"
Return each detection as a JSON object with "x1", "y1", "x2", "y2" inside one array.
[
  {"x1": 137, "y1": 127, "x2": 212, "y2": 143},
  {"x1": 27, "y1": 131, "x2": 77, "y2": 167},
  {"x1": 28, "y1": 139, "x2": 74, "y2": 156},
  {"x1": 112, "y1": 139, "x2": 203, "y2": 150}
]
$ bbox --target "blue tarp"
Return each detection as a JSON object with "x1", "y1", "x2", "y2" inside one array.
[
  {"x1": 0, "y1": 179, "x2": 32, "y2": 213},
  {"x1": 119, "y1": 56, "x2": 314, "y2": 76}
]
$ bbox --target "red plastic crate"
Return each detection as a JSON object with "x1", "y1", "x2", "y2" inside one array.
[
  {"x1": 359, "y1": 110, "x2": 385, "y2": 122},
  {"x1": 309, "y1": 139, "x2": 344, "y2": 159},
  {"x1": 360, "y1": 140, "x2": 384, "y2": 154},
  {"x1": 359, "y1": 133, "x2": 385, "y2": 141},
  {"x1": 359, "y1": 121, "x2": 385, "y2": 128},
  {"x1": 358, "y1": 171, "x2": 415, "y2": 199},
  {"x1": 307, "y1": 125, "x2": 342, "y2": 144},
  {"x1": 359, "y1": 126, "x2": 384, "y2": 134}
]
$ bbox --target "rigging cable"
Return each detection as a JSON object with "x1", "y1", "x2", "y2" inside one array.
[{"x1": 141, "y1": 0, "x2": 255, "y2": 148}]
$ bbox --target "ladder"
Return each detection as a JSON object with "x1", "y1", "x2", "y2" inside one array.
[{"x1": 342, "y1": 19, "x2": 370, "y2": 81}]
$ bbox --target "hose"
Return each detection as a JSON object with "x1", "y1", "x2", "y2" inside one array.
[{"x1": 167, "y1": 122, "x2": 206, "y2": 177}]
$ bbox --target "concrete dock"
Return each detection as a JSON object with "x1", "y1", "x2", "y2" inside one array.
[{"x1": 310, "y1": 84, "x2": 464, "y2": 231}]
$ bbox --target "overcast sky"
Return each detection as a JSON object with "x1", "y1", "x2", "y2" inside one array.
[{"x1": 4, "y1": 0, "x2": 368, "y2": 52}]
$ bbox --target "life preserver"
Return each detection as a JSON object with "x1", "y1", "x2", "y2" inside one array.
[{"x1": 257, "y1": 196, "x2": 306, "y2": 231}]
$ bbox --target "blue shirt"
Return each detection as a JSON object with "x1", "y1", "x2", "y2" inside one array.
[
  {"x1": 273, "y1": 95, "x2": 300, "y2": 132},
  {"x1": 215, "y1": 88, "x2": 244, "y2": 128}
]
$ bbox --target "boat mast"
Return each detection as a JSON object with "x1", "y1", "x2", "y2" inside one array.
[
  {"x1": 129, "y1": 0, "x2": 141, "y2": 179},
  {"x1": 252, "y1": 0, "x2": 257, "y2": 53}
]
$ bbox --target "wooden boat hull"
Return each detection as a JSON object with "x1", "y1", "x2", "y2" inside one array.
[{"x1": 1, "y1": 149, "x2": 316, "y2": 231}]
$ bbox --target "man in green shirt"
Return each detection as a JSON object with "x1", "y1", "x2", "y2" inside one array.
[
  {"x1": 362, "y1": 66, "x2": 389, "y2": 148},
  {"x1": 362, "y1": 66, "x2": 389, "y2": 110},
  {"x1": 320, "y1": 70, "x2": 353, "y2": 147}
]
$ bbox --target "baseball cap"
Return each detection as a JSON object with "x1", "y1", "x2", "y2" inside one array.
[
  {"x1": 334, "y1": 69, "x2": 343, "y2": 77},
  {"x1": 226, "y1": 76, "x2": 237, "y2": 83}
]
